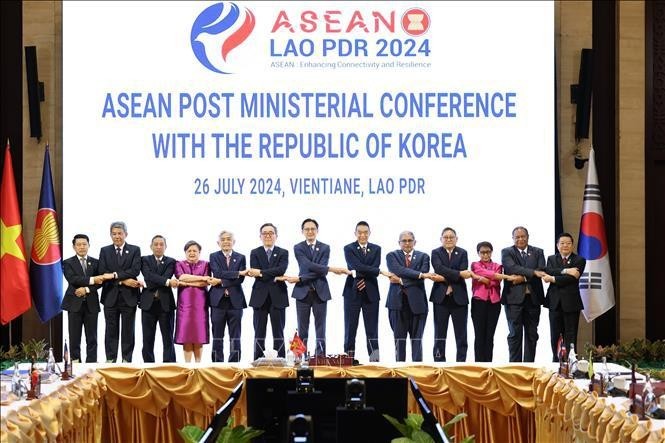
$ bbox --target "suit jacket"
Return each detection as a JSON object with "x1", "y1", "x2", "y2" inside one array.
[
  {"x1": 98, "y1": 243, "x2": 142, "y2": 307},
  {"x1": 291, "y1": 240, "x2": 332, "y2": 301},
  {"x1": 385, "y1": 249, "x2": 430, "y2": 315},
  {"x1": 139, "y1": 255, "x2": 176, "y2": 311},
  {"x1": 501, "y1": 245, "x2": 546, "y2": 305},
  {"x1": 61, "y1": 255, "x2": 101, "y2": 313},
  {"x1": 209, "y1": 250, "x2": 247, "y2": 309},
  {"x1": 543, "y1": 253, "x2": 586, "y2": 312},
  {"x1": 248, "y1": 245, "x2": 289, "y2": 309},
  {"x1": 429, "y1": 246, "x2": 469, "y2": 306},
  {"x1": 342, "y1": 241, "x2": 381, "y2": 303}
]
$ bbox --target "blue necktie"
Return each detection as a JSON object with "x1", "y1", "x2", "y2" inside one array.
[{"x1": 266, "y1": 248, "x2": 272, "y2": 263}]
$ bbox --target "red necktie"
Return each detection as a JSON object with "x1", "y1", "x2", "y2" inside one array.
[{"x1": 405, "y1": 254, "x2": 411, "y2": 267}]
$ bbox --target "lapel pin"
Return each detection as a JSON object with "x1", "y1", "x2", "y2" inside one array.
[
  {"x1": 454, "y1": 251, "x2": 458, "y2": 255},
  {"x1": 315, "y1": 247, "x2": 319, "y2": 252}
]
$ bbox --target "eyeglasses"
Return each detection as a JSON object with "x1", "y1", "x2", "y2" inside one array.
[
  {"x1": 479, "y1": 250, "x2": 492, "y2": 255},
  {"x1": 442, "y1": 236, "x2": 456, "y2": 240},
  {"x1": 399, "y1": 239, "x2": 414, "y2": 243},
  {"x1": 303, "y1": 227, "x2": 317, "y2": 232},
  {"x1": 260, "y1": 232, "x2": 275, "y2": 237}
]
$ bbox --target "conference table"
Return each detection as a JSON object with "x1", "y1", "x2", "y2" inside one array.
[{"x1": 1, "y1": 363, "x2": 663, "y2": 442}]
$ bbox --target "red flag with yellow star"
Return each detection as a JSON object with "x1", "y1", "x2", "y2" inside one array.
[{"x1": 1, "y1": 141, "x2": 32, "y2": 324}]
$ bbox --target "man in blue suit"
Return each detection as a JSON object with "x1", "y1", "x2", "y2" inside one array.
[
  {"x1": 501, "y1": 226, "x2": 546, "y2": 362},
  {"x1": 247, "y1": 223, "x2": 289, "y2": 360},
  {"x1": 209, "y1": 230, "x2": 247, "y2": 362},
  {"x1": 430, "y1": 227, "x2": 472, "y2": 362},
  {"x1": 139, "y1": 235, "x2": 177, "y2": 363},
  {"x1": 386, "y1": 231, "x2": 432, "y2": 362},
  {"x1": 286, "y1": 218, "x2": 349, "y2": 357},
  {"x1": 343, "y1": 221, "x2": 382, "y2": 362},
  {"x1": 98, "y1": 221, "x2": 143, "y2": 363}
]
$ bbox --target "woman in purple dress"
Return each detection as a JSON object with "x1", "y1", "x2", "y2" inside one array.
[{"x1": 174, "y1": 240, "x2": 210, "y2": 362}]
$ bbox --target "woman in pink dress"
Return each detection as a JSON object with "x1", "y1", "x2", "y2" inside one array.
[
  {"x1": 174, "y1": 240, "x2": 210, "y2": 362},
  {"x1": 469, "y1": 241, "x2": 517, "y2": 362}
]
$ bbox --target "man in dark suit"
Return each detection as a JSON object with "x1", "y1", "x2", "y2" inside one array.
[
  {"x1": 61, "y1": 234, "x2": 104, "y2": 363},
  {"x1": 139, "y1": 235, "x2": 177, "y2": 363},
  {"x1": 98, "y1": 221, "x2": 143, "y2": 363},
  {"x1": 343, "y1": 221, "x2": 382, "y2": 362},
  {"x1": 247, "y1": 223, "x2": 289, "y2": 360},
  {"x1": 286, "y1": 218, "x2": 349, "y2": 357},
  {"x1": 386, "y1": 231, "x2": 432, "y2": 362},
  {"x1": 501, "y1": 226, "x2": 546, "y2": 362},
  {"x1": 209, "y1": 230, "x2": 247, "y2": 362},
  {"x1": 542, "y1": 232, "x2": 586, "y2": 361},
  {"x1": 430, "y1": 227, "x2": 472, "y2": 362}
]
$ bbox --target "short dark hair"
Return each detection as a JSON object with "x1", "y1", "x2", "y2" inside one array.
[
  {"x1": 260, "y1": 222, "x2": 277, "y2": 235},
  {"x1": 441, "y1": 227, "x2": 457, "y2": 236},
  {"x1": 512, "y1": 226, "x2": 529, "y2": 237},
  {"x1": 151, "y1": 235, "x2": 166, "y2": 245},
  {"x1": 557, "y1": 232, "x2": 574, "y2": 243},
  {"x1": 476, "y1": 241, "x2": 493, "y2": 252},
  {"x1": 355, "y1": 221, "x2": 370, "y2": 230},
  {"x1": 72, "y1": 234, "x2": 89, "y2": 245},
  {"x1": 183, "y1": 240, "x2": 202, "y2": 252},
  {"x1": 301, "y1": 218, "x2": 319, "y2": 230}
]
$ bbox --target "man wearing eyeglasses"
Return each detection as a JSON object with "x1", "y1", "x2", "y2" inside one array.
[
  {"x1": 429, "y1": 227, "x2": 472, "y2": 362},
  {"x1": 283, "y1": 218, "x2": 350, "y2": 357},
  {"x1": 501, "y1": 226, "x2": 546, "y2": 362},
  {"x1": 386, "y1": 231, "x2": 433, "y2": 362},
  {"x1": 541, "y1": 233, "x2": 586, "y2": 362},
  {"x1": 247, "y1": 223, "x2": 289, "y2": 360}
]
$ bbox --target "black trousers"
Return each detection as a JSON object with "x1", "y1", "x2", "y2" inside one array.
[
  {"x1": 141, "y1": 300, "x2": 175, "y2": 363},
  {"x1": 67, "y1": 298, "x2": 98, "y2": 363},
  {"x1": 470, "y1": 298, "x2": 501, "y2": 362},
  {"x1": 504, "y1": 296, "x2": 541, "y2": 362},
  {"x1": 343, "y1": 290, "x2": 380, "y2": 361},
  {"x1": 104, "y1": 296, "x2": 137, "y2": 363},
  {"x1": 548, "y1": 308, "x2": 580, "y2": 362},
  {"x1": 253, "y1": 296, "x2": 286, "y2": 360},
  {"x1": 295, "y1": 289, "x2": 327, "y2": 356},
  {"x1": 388, "y1": 301, "x2": 427, "y2": 362},
  {"x1": 211, "y1": 297, "x2": 243, "y2": 362},
  {"x1": 432, "y1": 297, "x2": 468, "y2": 362}
]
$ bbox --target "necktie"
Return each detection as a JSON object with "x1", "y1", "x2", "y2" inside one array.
[
  {"x1": 266, "y1": 248, "x2": 272, "y2": 262},
  {"x1": 80, "y1": 257, "x2": 87, "y2": 275},
  {"x1": 405, "y1": 253, "x2": 411, "y2": 267},
  {"x1": 156, "y1": 257, "x2": 161, "y2": 269},
  {"x1": 562, "y1": 256, "x2": 568, "y2": 266},
  {"x1": 361, "y1": 246, "x2": 367, "y2": 256},
  {"x1": 226, "y1": 255, "x2": 231, "y2": 267},
  {"x1": 521, "y1": 250, "x2": 527, "y2": 262},
  {"x1": 448, "y1": 250, "x2": 452, "y2": 261},
  {"x1": 116, "y1": 247, "x2": 122, "y2": 263}
]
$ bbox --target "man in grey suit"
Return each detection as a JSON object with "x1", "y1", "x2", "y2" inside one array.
[
  {"x1": 386, "y1": 231, "x2": 433, "y2": 362},
  {"x1": 247, "y1": 223, "x2": 289, "y2": 360},
  {"x1": 501, "y1": 226, "x2": 546, "y2": 362},
  {"x1": 61, "y1": 234, "x2": 105, "y2": 363},
  {"x1": 98, "y1": 221, "x2": 143, "y2": 363},
  {"x1": 139, "y1": 235, "x2": 177, "y2": 363},
  {"x1": 285, "y1": 218, "x2": 349, "y2": 357}
]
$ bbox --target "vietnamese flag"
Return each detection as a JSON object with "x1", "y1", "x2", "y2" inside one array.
[
  {"x1": 289, "y1": 330, "x2": 306, "y2": 357},
  {"x1": 1, "y1": 141, "x2": 32, "y2": 324}
]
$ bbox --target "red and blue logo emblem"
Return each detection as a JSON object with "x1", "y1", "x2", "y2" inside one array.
[
  {"x1": 579, "y1": 212, "x2": 608, "y2": 260},
  {"x1": 191, "y1": 2, "x2": 255, "y2": 74}
]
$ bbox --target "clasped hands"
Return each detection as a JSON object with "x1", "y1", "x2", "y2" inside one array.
[{"x1": 538, "y1": 267, "x2": 581, "y2": 283}]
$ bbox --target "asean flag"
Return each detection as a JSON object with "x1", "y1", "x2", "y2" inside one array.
[
  {"x1": 578, "y1": 148, "x2": 615, "y2": 322},
  {"x1": 29, "y1": 145, "x2": 63, "y2": 322},
  {"x1": 0, "y1": 141, "x2": 32, "y2": 324}
]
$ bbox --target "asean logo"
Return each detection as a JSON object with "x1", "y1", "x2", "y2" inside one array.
[
  {"x1": 30, "y1": 209, "x2": 61, "y2": 265},
  {"x1": 401, "y1": 8, "x2": 430, "y2": 36},
  {"x1": 191, "y1": 2, "x2": 255, "y2": 74}
]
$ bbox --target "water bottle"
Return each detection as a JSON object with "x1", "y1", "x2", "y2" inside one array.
[
  {"x1": 46, "y1": 347, "x2": 56, "y2": 374},
  {"x1": 568, "y1": 344, "x2": 577, "y2": 374},
  {"x1": 11, "y1": 362, "x2": 21, "y2": 397},
  {"x1": 643, "y1": 375, "x2": 657, "y2": 417}
]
